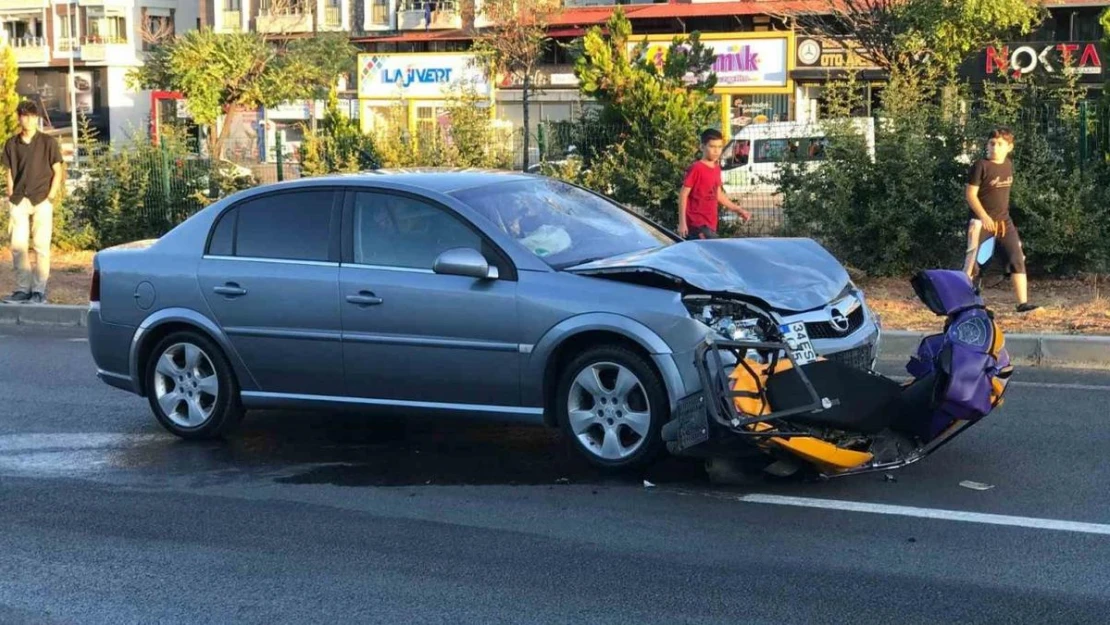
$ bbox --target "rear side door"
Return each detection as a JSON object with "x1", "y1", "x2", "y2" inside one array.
[{"x1": 197, "y1": 188, "x2": 344, "y2": 396}]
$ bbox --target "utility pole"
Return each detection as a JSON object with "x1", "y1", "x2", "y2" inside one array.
[{"x1": 60, "y1": 1, "x2": 79, "y2": 166}]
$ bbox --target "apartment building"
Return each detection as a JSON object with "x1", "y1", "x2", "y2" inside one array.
[{"x1": 0, "y1": 0, "x2": 199, "y2": 145}]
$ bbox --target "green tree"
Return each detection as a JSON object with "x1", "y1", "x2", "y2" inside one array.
[
  {"x1": 0, "y1": 44, "x2": 19, "y2": 140},
  {"x1": 472, "y1": 0, "x2": 560, "y2": 170},
  {"x1": 799, "y1": 0, "x2": 1043, "y2": 76},
  {"x1": 568, "y1": 9, "x2": 718, "y2": 227},
  {"x1": 127, "y1": 28, "x2": 354, "y2": 159}
]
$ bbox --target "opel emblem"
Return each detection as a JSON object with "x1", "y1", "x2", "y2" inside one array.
[{"x1": 830, "y1": 308, "x2": 850, "y2": 333}]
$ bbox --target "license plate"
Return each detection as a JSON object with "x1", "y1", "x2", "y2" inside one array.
[{"x1": 780, "y1": 321, "x2": 818, "y2": 366}]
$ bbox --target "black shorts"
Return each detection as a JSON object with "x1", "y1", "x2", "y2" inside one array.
[
  {"x1": 975, "y1": 216, "x2": 1027, "y2": 274},
  {"x1": 686, "y1": 225, "x2": 719, "y2": 241}
]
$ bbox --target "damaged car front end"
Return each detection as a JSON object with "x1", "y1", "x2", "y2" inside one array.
[{"x1": 565, "y1": 237, "x2": 882, "y2": 374}]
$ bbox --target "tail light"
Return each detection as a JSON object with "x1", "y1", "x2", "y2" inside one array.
[{"x1": 89, "y1": 269, "x2": 100, "y2": 303}]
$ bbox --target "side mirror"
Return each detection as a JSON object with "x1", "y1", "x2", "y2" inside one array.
[{"x1": 433, "y1": 247, "x2": 499, "y2": 280}]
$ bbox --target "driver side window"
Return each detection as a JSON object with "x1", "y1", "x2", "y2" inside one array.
[{"x1": 351, "y1": 191, "x2": 484, "y2": 270}]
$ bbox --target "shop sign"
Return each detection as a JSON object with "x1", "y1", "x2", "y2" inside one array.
[
  {"x1": 984, "y1": 42, "x2": 1102, "y2": 78},
  {"x1": 796, "y1": 38, "x2": 878, "y2": 70},
  {"x1": 632, "y1": 36, "x2": 790, "y2": 89},
  {"x1": 358, "y1": 53, "x2": 491, "y2": 99}
]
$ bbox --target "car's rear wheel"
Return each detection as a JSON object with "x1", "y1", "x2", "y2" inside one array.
[
  {"x1": 556, "y1": 345, "x2": 668, "y2": 472},
  {"x1": 145, "y1": 330, "x2": 242, "y2": 440}
]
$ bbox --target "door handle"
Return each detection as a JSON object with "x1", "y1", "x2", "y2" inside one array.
[
  {"x1": 346, "y1": 291, "x2": 383, "y2": 306},
  {"x1": 213, "y1": 283, "x2": 247, "y2": 297}
]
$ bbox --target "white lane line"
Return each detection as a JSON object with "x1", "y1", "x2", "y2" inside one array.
[
  {"x1": 734, "y1": 494, "x2": 1110, "y2": 536},
  {"x1": 66, "y1": 338, "x2": 88, "y2": 342}
]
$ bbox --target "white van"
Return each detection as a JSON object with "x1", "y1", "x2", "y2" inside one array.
[{"x1": 720, "y1": 117, "x2": 876, "y2": 199}]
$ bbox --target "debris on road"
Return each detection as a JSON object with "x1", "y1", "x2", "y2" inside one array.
[
  {"x1": 643, "y1": 480, "x2": 656, "y2": 489},
  {"x1": 959, "y1": 480, "x2": 995, "y2": 491}
]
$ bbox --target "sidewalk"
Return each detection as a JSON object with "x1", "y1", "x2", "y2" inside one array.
[{"x1": 3, "y1": 248, "x2": 1109, "y2": 366}]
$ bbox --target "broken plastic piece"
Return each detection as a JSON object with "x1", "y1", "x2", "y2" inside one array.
[
  {"x1": 959, "y1": 480, "x2": 995, "y2": 491},
  {"x1": 643, "y1": 480, "x2": 656, "y2": 488}
]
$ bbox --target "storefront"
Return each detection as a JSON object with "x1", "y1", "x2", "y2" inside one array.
[
  {"x1": 634, "y1": 31, "x2": 796, "y2": 139},
  {"x1": 356, "y1": 51, "x2": 494, "y2": 138},
  {"x1": 791, "y1": 37, "x2": 887, "y2": 122}
]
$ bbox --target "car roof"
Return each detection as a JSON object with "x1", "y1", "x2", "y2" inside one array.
[{"x1": 284, "y1": 168, "x2": 539, "y2": 194}]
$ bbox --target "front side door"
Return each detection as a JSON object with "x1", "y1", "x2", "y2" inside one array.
[
  {"x1": 197, "y1": 188, "x2": 344, "y2": 396},
  {"x1": 338, "y1": 189, "x2": 522, "y2": 408}
]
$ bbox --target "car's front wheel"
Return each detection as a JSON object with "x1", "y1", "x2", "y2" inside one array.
[
  {"x1": 556, "y1": 345, "x2": 668, "y2": 471},
  {"x1": 145, "y1": 331, "x2": 243, "y2": 440}
]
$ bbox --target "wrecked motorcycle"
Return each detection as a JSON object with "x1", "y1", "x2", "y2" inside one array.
[{"x1": 662, "y1": 269, "x2": 1013, "y2": 479}]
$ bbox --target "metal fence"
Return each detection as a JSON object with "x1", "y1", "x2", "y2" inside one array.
[{"x1": 64, "y1": 101, "x2": 1110, "y2": 243}]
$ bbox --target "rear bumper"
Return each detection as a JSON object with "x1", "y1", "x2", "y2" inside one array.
[{"x1": 87, "y1": 304, "x2": 140, "y2": 395}]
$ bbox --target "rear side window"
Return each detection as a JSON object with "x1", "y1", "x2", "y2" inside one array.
[
  {"x1": 213, "y1": 190, "x2": 336, "y2": 261},
  {"x1": 207, "y1": 207, "x2": 236, "y2": 256}
]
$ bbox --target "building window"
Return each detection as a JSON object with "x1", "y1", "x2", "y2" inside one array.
[
  {"x1": 142, "y1": 10, "x2": 175, "y2": 50},
  {"x1": 369, "y1": 0, "x2": 389, "y2": 25},
  {"x1": 85, "y1": 15, "x2": 127, "y2": 44}
]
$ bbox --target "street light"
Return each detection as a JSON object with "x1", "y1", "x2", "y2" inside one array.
[{"x1": 67, "y1": 33, "x2": 77, "y2": 164}]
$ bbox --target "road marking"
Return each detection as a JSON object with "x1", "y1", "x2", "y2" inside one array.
[
  {"x1": 66, "y1": 338, "x2": 88, "y2": 342},
  {"x1": 732, "y1": 494, "x2": 1110, "y2": 536}
]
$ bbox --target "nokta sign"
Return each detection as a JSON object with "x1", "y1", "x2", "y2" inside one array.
[{"x1": 982, "y1": 42, "x2": 1103, "y2": 80}]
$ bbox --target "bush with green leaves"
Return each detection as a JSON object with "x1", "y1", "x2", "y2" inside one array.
[
  {"x1": 300, "y1": 88, "x2": 381, "y2": 176},
  {"x1": 564, "y1": 9, "x2": 718, "y2": 227},
  {"x1": 67, "y1": 120, "x2": 234, "y2": 249},
  {"x1": 373, "y1": 87, "x2": 512, "y2": 170},
  {"x1": 774, "y1": 66, "x2": 1109, "y2": 277}
]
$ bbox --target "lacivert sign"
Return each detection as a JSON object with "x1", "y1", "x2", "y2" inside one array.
[{"x1": 358, "y1": 53, "x2": 490, "y2": 99}]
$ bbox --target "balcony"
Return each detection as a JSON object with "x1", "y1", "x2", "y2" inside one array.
[
  {"x1": 220, "y1": 9, "x2": 243, "y2": 30},
  {"x1": 78, "y1": 35, "x2": 132, "y2": 62},
  {"x1": 0, "y1": 0, "x2": 48, "y2": 8},
  {"x1": 256, "y1": 8, "x2": 312, "y2": 33},
  {"x1": 397, "y1": 0, "x2": 459, "y2": 30},
  {"x1": 7, "y1": 36, "x2": 49, "y2": 64}
]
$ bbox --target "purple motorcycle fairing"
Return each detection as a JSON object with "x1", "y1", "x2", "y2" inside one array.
[{"x1": 905, "y1": 270, "x2": 1011, "y2": 440}]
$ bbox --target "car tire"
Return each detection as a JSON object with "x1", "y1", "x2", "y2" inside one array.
[
  {"x1": 556, "y1": 345, "x2": 669, "y2": 472},
  {"x1": 145, "y1": 330, "x2": 243, "y2": 440}
]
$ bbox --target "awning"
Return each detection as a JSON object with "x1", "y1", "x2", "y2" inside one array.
[
  {"x1": 627, "y1": 0, "x2": 835, "y2": 20},
  {"x1": 351, "y1": 29, "x2": 474, "y2": 43}
]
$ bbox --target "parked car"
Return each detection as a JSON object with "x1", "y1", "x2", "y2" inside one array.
[
  {"x1": 87, "y1": 170, "x2": 881, "y2": 471},
  {"x1": 720, "y1": 118, "x2": 878, "y2": 199}
]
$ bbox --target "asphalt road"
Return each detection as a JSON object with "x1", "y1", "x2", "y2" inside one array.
[{"x1": 2, "y1": 324, "x2": 1110, "y2": 624}]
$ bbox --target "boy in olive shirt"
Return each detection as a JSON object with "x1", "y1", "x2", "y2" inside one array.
[{"x1": 964, "y1": 127, "x2": 1040, "y2": 313}]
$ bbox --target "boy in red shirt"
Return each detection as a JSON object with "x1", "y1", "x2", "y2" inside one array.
[{"x1": 678, "y1": 128, "x2": 751, "y2": 240}]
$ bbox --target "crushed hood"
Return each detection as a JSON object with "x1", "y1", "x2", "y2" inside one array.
[{"x1": 566, "y1": 238, "x2": 851, "y2": 312}]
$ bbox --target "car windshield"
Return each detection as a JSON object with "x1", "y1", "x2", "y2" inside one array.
[{"x1": 451, "y1": 178, "x2": 676, "y2": 269}]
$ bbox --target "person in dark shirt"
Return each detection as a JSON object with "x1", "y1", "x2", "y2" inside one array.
[
  {"x1": 2, "y1": 100, "x2": 63, "y2": 304},
  {"x1": 965, "y1": 127, "x2": 1040, "y2": 313},
  {"x1": 678, "y1": 128, "x2": 751, "y2": 240}
]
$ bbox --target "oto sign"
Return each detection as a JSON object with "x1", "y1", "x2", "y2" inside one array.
[{"x1": 983, "y1": 42, "x2": 1103, "y2": 79}]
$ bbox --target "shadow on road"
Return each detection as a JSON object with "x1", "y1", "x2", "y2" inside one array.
[{"x1": 198, "y1": 409, "x2": 713, "y2": 488}]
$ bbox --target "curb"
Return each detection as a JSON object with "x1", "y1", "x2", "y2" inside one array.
[
  {"x1": 880, "y1": 330, "x2": 1110, "y2": 368},
  {"x1": 3, "y1": 305, "x2": 1108, "y2": 367},
  {"x1": 0, "y1": 303, "x2": 86, "y2": 327}
]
